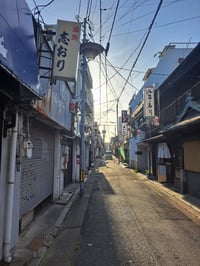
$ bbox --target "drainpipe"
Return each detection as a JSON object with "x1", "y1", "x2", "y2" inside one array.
[{"x1": 4, "y1": 110, "x2": 18, "y2": 263}]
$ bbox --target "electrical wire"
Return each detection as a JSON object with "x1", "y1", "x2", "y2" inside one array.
[
  {"x1": 116, "y1": 0, "x2": 149, "y2": 26},
  {"x1": 105, "y1": 0, "x2": 120, "y2": 56},
  {"x1": 32, "y1": 0, "x2": 47, "y2": 25},
  {"x1": 86, "y1": 0, "x2": 93, "y2": 19},
  {"x1": 95, "y1": 55, "x2": 139, "y2": 91},
  {"x1": 94, "y1": 0, "x2": 148, "y2": 43},
  {"x1": 114, "y1": 14, "x2": 200, "y2": 37},
  {"x1": 33, "y1": 0, "x2": 55, "y2": 9},
  {"x1": 94, "y1": 57, "x2": 132, "y2": 125},
  {"x1": 94, "y1": 1, "x2": 117, "y2": 40},
  {"x1": 76, "y1": 0, "x2": 82, "y2": 21},
  {"x1": 118, "y1": 0, "x2": 164, "y2": 101}
]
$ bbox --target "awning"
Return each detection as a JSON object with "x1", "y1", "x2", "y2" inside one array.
[
  {"x1": 137, "y1": 134, "x2": 165, "y2": 146},
  {"x1": 164, "y1": 115, "x2": 200, "y2": 133},
  {"x1": 138, "y1": 115, "x2": 200, "y2": 146},
  {"x1": 0, "y1": 63, "x2": 40, "y2": 100}
]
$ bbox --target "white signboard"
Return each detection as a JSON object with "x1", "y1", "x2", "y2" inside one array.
[
  {"x1": 53, "y1": 20, "x2": 81, "y2": 82},
  {"x1": 122, "y1": 122, "x2": 127, "y2": 135},
  {"x1": 143, "y1": 87, "x2": 155, "y2": 118}
]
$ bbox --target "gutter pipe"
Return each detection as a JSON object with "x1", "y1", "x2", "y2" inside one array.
[{"x1": 3, "y1": 110, "x2": 18, "y2": 263}]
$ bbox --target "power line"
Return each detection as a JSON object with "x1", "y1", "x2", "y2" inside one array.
[
  {"x1": 86, "y1": 0, "x2": 93, "y2": 18},
  {"x1": 31, "y1": 0, "x2": 54, "y2": 25},
  {"x1": 113, "y1": 15, "x2": 200, "y2": 37},
  {"x1": 33, "y1": 0, "x2": 55, "y2": 10},
  {"x1": 75, "y1": 0, "x2": 82, "y2": 21},
  {"x1": 98, "y1": 55, "x2": 139, "y2": 91},
  {"x1": 105, "y1": 0, "x2": 120, "y2": 56},
  {"x1": 118, "y1": 0, "x2": 163, "y2": 101}
]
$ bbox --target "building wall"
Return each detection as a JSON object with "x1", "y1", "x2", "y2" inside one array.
[
  {"x1": 157, "y1": 44, "x2": 200, "y2": 194},
  {"x1": 137, "y1": 146, "x2": 148, "y2": 173},
  {"x1": 129, "y1": 137, "x2": 137, "y2": 169},
  {"x1": 186, "y1": 170, "x2": 200, "y2": 197},
  {"x1": 53, "y1": 130, "x2": 62, "y2": 200},
  {"x1": 128, "y1": 45, "x2": 195, "y2": 184},
  {"x1": 0, "y1": 0, "x2": 40, "y2": 95},
  {"x1": 72, "y1": 139, "x2": 80, "y2": 183},
  {"x1": 129, "y1": 46, "x2": 193, "y2": 113},
  {"x1": 184, "y1": 140, "x2": 200, "y2": 196},
  {"x1": 0, "y1": 3, "x2": 95, "y2": 261},
  {"x1": 129, "y1": 131, "x2": 146, "y2": 170}
]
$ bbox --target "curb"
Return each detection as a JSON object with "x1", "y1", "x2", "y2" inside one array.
[
  {"x1": 29, "y1": 187, "x2": 80, "y2": 266},
  {"x1": 136, "y1": 172, "x2": 200, "y2": 226},
  {"x1": 9, "y1": 172, "x2": 94, "y2": 266},
  {"x1": 30, "y1": 170, "x2": 96, "y2": 266}
]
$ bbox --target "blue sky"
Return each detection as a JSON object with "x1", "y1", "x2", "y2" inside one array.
[{"x1": 26, "y1": 0, "x2": 200, "y2": 140}]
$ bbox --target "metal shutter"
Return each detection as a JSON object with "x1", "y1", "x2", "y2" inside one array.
[{"x1": 20, "y1": 120, "x2": 54, "y2": 216}]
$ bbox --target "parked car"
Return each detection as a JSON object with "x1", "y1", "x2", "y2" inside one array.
[{"x1": 104, "y1": 150, "x2": 113, "y2": 160}]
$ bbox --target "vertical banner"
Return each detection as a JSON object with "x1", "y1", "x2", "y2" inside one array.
[
  {"x1": 143, "y1": 87, "x2": 155, "y2": 118},
  {"x1": 121, "y1": 110, "x2": 128, "y2": 136},
  {"x1": 53, "y1": 20, "x2": 81, "y2": 82},
  {"x1": 121, "y1": 110, "x2": 128, "y2": 123}
]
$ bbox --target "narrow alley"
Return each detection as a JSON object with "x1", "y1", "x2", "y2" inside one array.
[{"x1": 41, "y1": 159, "x2": 200, "y2": 266}]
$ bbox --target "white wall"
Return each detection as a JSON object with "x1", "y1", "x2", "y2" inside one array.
[{"x1": 53, "y1": 131, "x2": 62, "y2": 200}]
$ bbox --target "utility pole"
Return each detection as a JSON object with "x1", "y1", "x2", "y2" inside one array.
[
  {"x1": 79, "y1": 18, "x2": 87, "y2": 196},
  {"x1": 116, "y1": 98, "x2": 119, "y2": 139},
  {"x1": 79, "y1": 18, "x2": 104, "y2": 196}
]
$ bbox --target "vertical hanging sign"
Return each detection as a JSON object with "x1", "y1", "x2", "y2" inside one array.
[
  {"x1": 121, "y1": 110, "x2": 128, "y2": 136},
  {"x1": 122, "y1": 123, "x2": 127, "y2": 135},
  {"x1": 121, "y1": 110, "x2": 128, "y2": 123},
  {"x1": 53, "y1": 20, "x2": 81, "y2": 82},
  {"x1": 143, "y1": 87, "x2": 155, "y2": 118}
]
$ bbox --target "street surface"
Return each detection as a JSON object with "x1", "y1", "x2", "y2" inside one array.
[{"x1": 41, "y1": 159, "x2": 200, "y2": 266}]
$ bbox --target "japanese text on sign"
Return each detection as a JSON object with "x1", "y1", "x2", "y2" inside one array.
[
  {"x1": 122, "y1": 123, "x2": 127, "y2": 135},
  {"x1": 143, "y1": 87, "x2": 155, "y2": 118},
  {"x1": 53, "y1": 20, "x2": 81, "y2": 82}
]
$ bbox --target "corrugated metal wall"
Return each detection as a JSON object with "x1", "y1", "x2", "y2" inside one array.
[{"x1": 20, "y1": 120, "x2": 54, "y2": 216}]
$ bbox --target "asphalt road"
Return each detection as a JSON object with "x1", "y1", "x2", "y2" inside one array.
[{"x1": 41, "y1": 159, "x2": 200, "y2": 266}]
